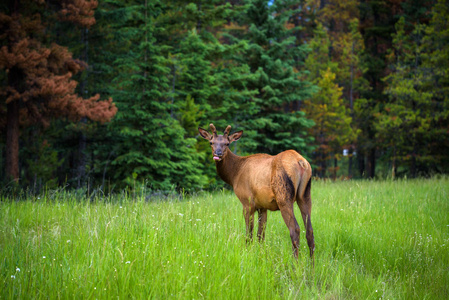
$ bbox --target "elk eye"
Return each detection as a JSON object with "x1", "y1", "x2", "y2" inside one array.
[
  {"x1": 209, "y1": 142, "x2": 213, "y2": 145},
  {"x1": 226, "y1": 143, "x2": 229, "y2": 146}
]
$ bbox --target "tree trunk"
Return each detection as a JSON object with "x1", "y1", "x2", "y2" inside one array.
[
  {"x1": 368, "y1": 148, "x2": 376, "y2": 178},
  {"x1": 391, "y1": 147, "x2": 396, "y2": 179},
  {"x1": 320, "y1": 0, "x2": 327, "y2": 9},
  {"x1": 410, "y1": 148, "x2": 417, "y2": 178},
  {"x1": 358, "y1": 147, "x2": 365, "y2": 177},
  {"x1": 77, "y1": 27, "x2": 89, "y2": 188},
  {"x1": 333, "y1": 156, "x2": 337, "y2": 180},
  {"x1": 350, "y1": 43, "x2": 354, "y2": 112},
  {"x1": 6, "y1": 99, "x2": 20, "y2": 182},
  {"x1": 196, "y1": 1, "x2": 202, "y2": 31},
  {"x1": 6, "y1": 0, "x2": 20, "y2": 182},
  {"x1": 348, "y1": 146, "x2": 353, "y2": 178},
  {"x1": 320, "y1": 148, "x2": 327, "y2": 178},
  {"x1": 77, "y1": 120, "x2": 87, "y2": 188}
]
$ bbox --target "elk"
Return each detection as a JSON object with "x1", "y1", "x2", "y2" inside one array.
[{"x1": 198, "y1": 124, "x2": 315, "y2": 260}]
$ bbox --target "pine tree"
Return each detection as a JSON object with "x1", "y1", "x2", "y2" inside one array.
[
  {"x1": 0, "y1": 0, "x2": 117, "y2": 182},
  {"x1": 72, "y1": 0, "x2": 137, "y2": 189},
  {"x1": 421, "y1": 0, "x2": 449, "y2": 173},
  {"x1": 378, "y1": 4, "x2": 449, "y2": 177},
  {"x1": 102, "y1": 0, "x2": 205, "y2": 190},
  {"x1": 155, "y1": 0, "x2": 258, "y2": 187},
  {"x1": 303, "y1": 69, "x2": 355, "y2": 178},
  {"x1": 303, "y1": 24, "x2": 357, "y2": 178},
  {"x1": 50, "y1": 1, "x2": 112, "y2": 188},
  {"x1": 357, "y1": 0, "x2": 401, "y2": 177},
  {"x1": 312, "y1": 0, "x2": 366, "y2": 177},
  {"x1": 240, "y1": 0, "x2": 314, "y2": 155}
]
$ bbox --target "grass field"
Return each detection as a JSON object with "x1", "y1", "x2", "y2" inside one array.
[{"x1": 1, "y1": 178, "x2": 448, "y2": 299}]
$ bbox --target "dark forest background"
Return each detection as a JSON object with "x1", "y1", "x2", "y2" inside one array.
[{"x1": 1, "y1": 0, "x2": 448, "y2": 192}]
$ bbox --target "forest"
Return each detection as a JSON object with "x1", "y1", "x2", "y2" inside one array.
[{"x1": 1, "y1": 0, "x2": 448, "y2": 192}]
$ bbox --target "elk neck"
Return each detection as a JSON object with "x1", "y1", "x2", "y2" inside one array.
[{"x1": 215, "y1": 150, "x2": 246, "y2": 187}]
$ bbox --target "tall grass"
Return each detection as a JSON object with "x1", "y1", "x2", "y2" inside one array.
[{"x1": 1, "y1": 178, "x2": 448, "y2": 299}]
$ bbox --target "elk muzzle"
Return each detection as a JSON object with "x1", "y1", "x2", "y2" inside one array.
[{"x1": 213, "y1": 149, "x2": 223, "y2": 161}]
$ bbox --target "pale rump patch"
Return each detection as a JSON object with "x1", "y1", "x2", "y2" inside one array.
[{"x1": 298, "y1": 160, "x2": 307, "y2": 170}]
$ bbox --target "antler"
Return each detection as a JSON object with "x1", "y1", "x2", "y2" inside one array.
[
  {"x1": 223, "y1": 125, "x2": 232, "y2": 138},
  {"x1": 209, "y1": 123, "x2": 218, "y2": 137}
]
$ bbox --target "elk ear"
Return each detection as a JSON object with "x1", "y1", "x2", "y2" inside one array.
[
  {"x1": 228, "y1": 130, "x2": 243, "y2": 143},
  {"x1": 198, "y1": 127, "x2": 212, "y2": 140}
]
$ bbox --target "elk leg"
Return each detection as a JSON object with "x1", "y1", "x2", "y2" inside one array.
[
  {"x1": 272, "y1": 169, "x2": 300, "y2": 257},
  {"x1": 243, "y1": 206, "x2": 255, "y2": 243},
  {"x1": 297, "y1": 194, "x2": 315, "y2": 261},
  {"x1": 301, "y1": 212, "x2": 314, "y2": 258},
  {"x1": 279, "y1": 203, "x2": 301, "y2": 258},
  {"x1": 257, "y1": 209, "x2": 267, "y2": 242}
]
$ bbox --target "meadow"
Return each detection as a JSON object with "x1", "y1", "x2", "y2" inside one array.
[{"x1": 1, "y1": 178, "x2": 448, "y2": 299}]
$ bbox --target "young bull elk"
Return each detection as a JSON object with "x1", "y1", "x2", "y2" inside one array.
[{"x1": 198, "y1": 124, "x2": 315, "y2": 260}]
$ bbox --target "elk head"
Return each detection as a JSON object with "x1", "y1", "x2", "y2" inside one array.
[{"x1": 198, "y1": 124, "x2": 243, "y2": 161}]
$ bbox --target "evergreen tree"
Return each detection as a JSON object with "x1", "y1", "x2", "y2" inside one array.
[
  {"x1": 86, "y1": 0, "x2": 154, "y2": 189},
  {"x1": 48, "y1": 2, "x2": 111, "y2": 188},
  {"x1": 357, "y1": 0, "x2": 401, "y2": 177},
  {"x1": 156, "y1": 0, "x2": 258, "y2": 187},
  {"x1": 303, "y1": 24, "x2": 357, "y2": 178},
  {"x1": 378, "y1": 4, "x2": 449, "y2": 177},
  {"x1": 103, "y1": 1, "x2": 205, "y2": 190},
  {"x1": 421, "y1": 0, "x2": 449, "y2": 173},
  {"x1": 156, "y1": 0, "x2": 255, "y2": 126},
  {"x1": 313, "y1": 0, "x2": 367, "y2": 177},
  {"x1": 304, "y1": 69, "x2": 356, "y2": 178},
  {"x1": 0, "y1": 0, "x2": 117, "y2": 182},
  {"x1": 240, "y1": 0, "x2": 314, "y2": 155}
]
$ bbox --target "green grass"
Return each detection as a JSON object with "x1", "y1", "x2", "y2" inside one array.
[{"x1": 1, "y1": 178, "x2": 448, "y2": 299}]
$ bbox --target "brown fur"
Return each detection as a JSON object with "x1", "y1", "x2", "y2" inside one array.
[{"x1": 199, "y1": 124, "x2": 315, "y2": 260}]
